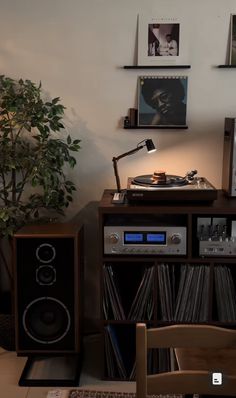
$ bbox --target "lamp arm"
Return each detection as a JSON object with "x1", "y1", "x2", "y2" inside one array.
[
  {"x1": 112, "y1": 145, "x2": 144, "y2": 192},
  {"x1": 113, "y1": 145, "x2": 144, "y2": 162},
  {"x1": 112, "y1": 157, "x2": 121, "y2": 192}
]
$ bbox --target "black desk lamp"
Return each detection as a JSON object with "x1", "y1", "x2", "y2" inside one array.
[{"x1": 112, "y1": 138, "x2": 156, "y2": 203}]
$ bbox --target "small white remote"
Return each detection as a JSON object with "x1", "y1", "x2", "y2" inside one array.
[{"x1": 112, "y1": 192, "x2": 126, "y2": 204}]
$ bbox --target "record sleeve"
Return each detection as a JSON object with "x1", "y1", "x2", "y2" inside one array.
[
  {"x1": 229, "y1": 14, "x2": 236, "y2": 65},
  {"x1": 138, "y1": 75, "x2": 188, "y2": 127},
  {"x1": 138, "y1": 15, "x2": 183, "y2": 66}
]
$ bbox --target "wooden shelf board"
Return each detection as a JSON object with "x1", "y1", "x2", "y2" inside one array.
[{"x1": 123, "y1": 65, "x2": 191, "y2": 69}]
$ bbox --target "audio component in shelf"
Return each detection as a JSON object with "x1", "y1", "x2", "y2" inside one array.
[
  {"x1": 199, "y1": 239, "x2": 236, "y2": 256},
  {"x1": 104, "y1": 225, "x2": 187, "y2": 255},
  {"x1": 197, "y1": 216, "x2": 236, "y2": 256}
]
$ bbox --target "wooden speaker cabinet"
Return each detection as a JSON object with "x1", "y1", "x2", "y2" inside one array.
[{"x1": 13, "y1": 223, "x2": 83, "y2": 355}]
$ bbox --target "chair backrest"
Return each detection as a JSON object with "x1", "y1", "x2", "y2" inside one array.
[{"x1": 136, "y1": 323, "x2": 236, "y2": 398}]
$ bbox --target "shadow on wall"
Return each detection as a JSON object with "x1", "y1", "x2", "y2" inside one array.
[
  {"x1": 62, "y1": 109, "x2": 111, "y2": 333},
  {"x1": 63, "y1": 108, "x2": 114, "y2": 212},
  {"x1": 71, "y1": 200, "x2": 100, "y2": 335}
]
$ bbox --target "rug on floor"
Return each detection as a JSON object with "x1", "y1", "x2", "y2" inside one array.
[{"x1": 68, "y1": 391, "x2": 183, "y2": 398}]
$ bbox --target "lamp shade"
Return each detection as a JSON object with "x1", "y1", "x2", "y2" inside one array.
[{"x1": 145, "y1": 139, "x2": 156, "y2": 153}]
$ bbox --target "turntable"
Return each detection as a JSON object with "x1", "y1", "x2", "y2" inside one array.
[{"x1": 126, "y1": 170, "x2": 218, "y2": 202}]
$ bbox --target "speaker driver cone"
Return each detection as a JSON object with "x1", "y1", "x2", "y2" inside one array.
[
  {"x1": 36, "y1": 265, "x2": 56, "y2": 285},
  {"x1": 23, "y1": 297, "x2": 71, "y2": 344},
  {"x1": 36, "y1": 243, "x2": 56, "y2": 263}
]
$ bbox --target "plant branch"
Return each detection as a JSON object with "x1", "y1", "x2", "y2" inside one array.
[
  {"x1": 14, "y1": 125, "x2": 25, "y2": 143},
  {"x1": 16, "y1": 167, "x2": 33, "y2": 203},
  {"x1": 0, "y1": 171, "x2": 8, "y2": 205}
]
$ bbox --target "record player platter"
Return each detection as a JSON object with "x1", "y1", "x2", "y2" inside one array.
[
  {"x1": 133, "y1": 174, "x2": 190, "y2": 187},
  {"x1": 126, "y1": 170, "x2": 218, "y2": 202}
]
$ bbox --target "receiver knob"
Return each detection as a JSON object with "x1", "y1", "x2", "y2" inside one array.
[
  {"x1": 109, "y1": 233, "x2": 119, "y2": 244},
  {"x1": 171, "y1": 234, "x2": 181, "y2": 244}
]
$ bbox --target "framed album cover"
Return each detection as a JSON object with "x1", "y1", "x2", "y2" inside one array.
[
  {"x1": 138, "y1": 75, "x2": 188, "y2": 127},
  {"x1": 229, "y1": 14, "x2": 236, "y2": 65},
  {"x1": 138, "y1": 15, "x2": 183, "y2": 65}
]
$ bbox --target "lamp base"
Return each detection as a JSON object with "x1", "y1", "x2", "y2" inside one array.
[{"x1": 112, "y1": 192, "x2": 126, "y2": 204}]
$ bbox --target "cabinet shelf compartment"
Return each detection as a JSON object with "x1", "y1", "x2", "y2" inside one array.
[
  {"x1": 212, "y1": 263, "x2": 236, "y2": 322},
  {"x1": 103, "y1": 212, "x2": 188, "y2": 227},
  {"x1": 103, "y1": 262, "x2": 155, "y2": 322},
  {"x1": 104, "y1": 323, "x2": 136, "y2": 380},
  {"x1": 157, "y1": 263, "x2": 210, "y2": 323},
  {"x1": 103, "y1": 323, "x2": 176, "y2": 380},
  {"x1": 192, "y1": 214, "x2": 236, "y2": 258}
]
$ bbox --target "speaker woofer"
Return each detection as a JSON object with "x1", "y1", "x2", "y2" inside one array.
[{"x1": 23, "y1": 297, "x2": 71, "y2": 344}]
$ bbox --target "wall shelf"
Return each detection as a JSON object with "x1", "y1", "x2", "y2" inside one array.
[
  {"x1": 124, "y1": 125, "x2": 188, "y2": 130},
  {"x1": 123, "y1": 65, "x2": 191, "y2": 69},
  {"x1": 217, "y1": 65, "x2": 236, "y2": 68}
]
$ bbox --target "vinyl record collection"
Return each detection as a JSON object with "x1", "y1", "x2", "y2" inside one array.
[
  {"x1": 104, "y1": 324, "x2": 177, "y2": 380},
  {"x1": 103, "y1": 265, "x2": 154, "y2": 321},
  {"x1": 158, "y1": 263, "x2": 210, "y2": 322},
  {"x1": 103, "y1": 263, "x2": 211, "y2": 323},
  {"x1": 104, "y1": 324, "x2": 136, "y2": 380},
  {"x1": 102, "y1": 261, "x2": 236, "y2": 379},
  {"x1": 214, "y1": 265, "x2": 236, "y2": 321}
]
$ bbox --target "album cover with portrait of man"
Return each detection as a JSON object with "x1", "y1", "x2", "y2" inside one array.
[{"x1": 137, "y1": 75, "x2": 188, "y2": 127}]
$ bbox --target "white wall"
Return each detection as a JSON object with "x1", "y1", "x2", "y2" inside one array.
[{"x1": 1, "y1": 0, "x2": 236, "y2": 329}]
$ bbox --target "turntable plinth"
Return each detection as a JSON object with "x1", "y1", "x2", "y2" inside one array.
[{"x1": 126, "y1": 176, "x2": 218, "y2": 202}]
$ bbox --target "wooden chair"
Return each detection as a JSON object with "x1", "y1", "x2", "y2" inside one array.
[{"x1": 136, "y1": 323, "x2": 236, "y2": 397}]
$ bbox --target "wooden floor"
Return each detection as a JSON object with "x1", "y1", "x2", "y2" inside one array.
[{"x1": 0, "y1": 334, "x2": 135, "y2": 398}]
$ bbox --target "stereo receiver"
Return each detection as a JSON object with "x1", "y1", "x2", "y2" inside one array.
[{"x1": 104, "y1": 225, "x2": 187, "y2": 255}]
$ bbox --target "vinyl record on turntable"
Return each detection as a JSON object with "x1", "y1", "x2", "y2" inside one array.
[{"x1": 132, "y1": 174, "x2": 189, "y2": 188}]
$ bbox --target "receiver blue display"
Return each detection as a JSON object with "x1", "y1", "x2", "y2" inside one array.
[
  {"x1": 124, "y1": 233, "x2": 143, "y2": 242},
  {"x1": 147, "y1": 233, "x2": 166, "y2": 243},
  {"x1": 124, "y1": 231, "x2": 166, "y2": 245}
]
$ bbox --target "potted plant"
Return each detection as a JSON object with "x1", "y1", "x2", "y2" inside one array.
[{"x1": 0, "y1": 75, "x2": 81, "y2": 337}]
